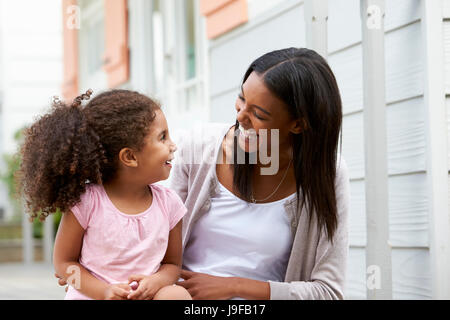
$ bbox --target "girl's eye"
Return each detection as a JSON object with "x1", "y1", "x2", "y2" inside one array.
[{"x1": 161, "y1": 133, "x2": 166, "y2": 140}]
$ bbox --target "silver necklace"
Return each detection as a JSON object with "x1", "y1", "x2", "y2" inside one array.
[{"x1": 250, "y1": 158, "x2": 292, "y2": 204}]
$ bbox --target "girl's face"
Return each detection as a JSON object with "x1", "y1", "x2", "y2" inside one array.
[
  {"x1": 235, "y1": 71, "x2": 299, "y2": 154},
  {"x1": 135, "y1": 109, "x2": 177, "y2": 183}
]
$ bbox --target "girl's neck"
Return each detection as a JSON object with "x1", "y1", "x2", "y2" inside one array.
[{"x1": 102, "y1": 178, "x2": 151, "y2": 201}]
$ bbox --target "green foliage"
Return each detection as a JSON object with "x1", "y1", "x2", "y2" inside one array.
[
  {"x1": 32, "y1": 209, "x2": 62, "y2": 239},
  {"x1": 0, "y1": 128, "x2": 25, "y2": 222},
  {"x1": 0, "y1": 127, "x2": 61, "y2": 238}
]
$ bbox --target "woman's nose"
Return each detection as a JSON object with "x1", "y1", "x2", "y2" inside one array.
[{"x1": 236, "y1": 102, "x2": 249, "y2": 123}]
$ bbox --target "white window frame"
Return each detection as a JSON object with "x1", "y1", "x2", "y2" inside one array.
[
  {"x1": 154, "y1": 0, "x2": 209, "y2": 129},
  {"x1": 78, "y1": 0, "x2": 107, "y2": 93}
]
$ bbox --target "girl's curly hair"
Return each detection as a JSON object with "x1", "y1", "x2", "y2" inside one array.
[{"x1": 16, "y1": 89, "x2": 160, "y2": 221}]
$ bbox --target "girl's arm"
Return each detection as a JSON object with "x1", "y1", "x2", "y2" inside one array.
[
  {"x1": 127, "y1": 220, "x2": 183, "y2": 300},
  {"x1": 53, "y1": 211, "x2": 128, "y2": 300}
]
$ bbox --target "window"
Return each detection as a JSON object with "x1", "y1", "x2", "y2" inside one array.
[
  {"x1": 150, "y1": 0, "x2": 208, "y2": 129},
  {"x1": 78, "y1": 0, "x2": 107, "y2": 91},
  {"x1": 87, "y1": 19, "x2": 104, "y2": 75},
  {"x1": 152, "y1": 0, "x2": 165, "y2": 97},
  {"x1": 184, "y1": 0, "x2": 196, "y2": 81}
]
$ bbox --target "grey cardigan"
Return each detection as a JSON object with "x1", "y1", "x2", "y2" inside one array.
[{"x1": 169, "y1": 123, "x2": 350, "y2": 300}]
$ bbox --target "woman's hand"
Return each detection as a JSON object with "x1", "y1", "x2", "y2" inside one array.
[
  {"x1": 126, "y1": 274, "x2": 165, "y2": 300},
  {"x1": 177, "y1": 270, "x2": 237, "y2": 300},
  {"x1": 104, "y1": 283, "x2": 132, "y2": 300}
]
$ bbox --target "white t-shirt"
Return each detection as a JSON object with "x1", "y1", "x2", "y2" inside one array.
[{"x1": 182, "y1": 180, "x2": 296, "y2": 284}]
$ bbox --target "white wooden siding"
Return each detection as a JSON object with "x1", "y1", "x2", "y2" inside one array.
[
  {"x1": 385, "y1": 22, "x2": 423, "y2": 104},
  {"x1": 209, "y1": 0, "x2": 305, "y2": 123},
  {"x1": 328, "y1": 0, "x2": 421, "y2": 55},
  {"x1": 348, "y1": 173, "x2": 428, "y2": 248},
  {"x1": 346, "y1": 247, "x2": 367, "y2": 299},
  {"x1": 443, "y1": 22, "x2": 450, "y2": 94},
  {"x1": 347, "y1": 247, "x2": 432, "y2": 300},
  {"x1": 447, "y1": 98, "x2": 450, "y2": 167},
  {"x1": 391, "y1": 248, "x2": 432, "y2": 299},
  {"x1": 329, "y1": 21, "x2": 423, "y2": 115}
]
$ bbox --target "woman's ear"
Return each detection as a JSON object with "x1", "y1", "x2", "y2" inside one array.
[
  {"x1": 119, "y1": 148, "x2": 138, "y2": 168},
  {"x1": 290, "y1": 118, "x2": 308, "y2": 134}
]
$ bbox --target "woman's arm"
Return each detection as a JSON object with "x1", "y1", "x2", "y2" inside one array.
[
  {"x1": 179, "y1": 270, "x2": 270, "y2": 300},
  {"x1": 269, "y1": 158, "x2": 350, "y2": 300},
  {"x1": 53, "y1": 211, "x2": 127, "y2": 300},
  {"x1": 127, "y1": 220, "x2": 184, "y2": 300}
]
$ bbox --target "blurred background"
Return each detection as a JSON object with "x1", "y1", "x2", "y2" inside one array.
[{"x1": 0, "y1": 0, "x2": 449, "y2": 300}]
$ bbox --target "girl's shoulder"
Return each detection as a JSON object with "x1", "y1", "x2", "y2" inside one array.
[
  {"x1": 70, "y1": 183, "x2": 103, "y2": 229},
  {"x1": 150, "y1": 183, "x2": 187, "y2": 228},
  {"x1": 150, "y1": 183, "x2": 181, "y2": 201}
]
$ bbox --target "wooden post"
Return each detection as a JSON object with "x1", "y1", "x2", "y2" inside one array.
[
  {"x1": 421, "y1": 0, "x2": 450, "y2": 299},
  {"x1": 22, "y1": 209, "x2": 33, "y2": 264},
  {"x1": 360, "y1": 0, "x2": 392, "y2": 299},
  {"x1": 43, "y1": 218, "x2": 54, "y2": 264},
  {"x1": 128, "y1": 0, "x2": 154, "y2": 95},
  {"x1": 304, "y1": 0, "x2": 328, "y2": 59}
]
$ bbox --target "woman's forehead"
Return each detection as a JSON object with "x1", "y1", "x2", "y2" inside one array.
[{"x1": 243, "y1": 72, "x2": 289, "y2": 115}]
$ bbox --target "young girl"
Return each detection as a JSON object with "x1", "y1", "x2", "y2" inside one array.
[{"x1": 17, "y1": 89, "x2": 192, "y2": 300}]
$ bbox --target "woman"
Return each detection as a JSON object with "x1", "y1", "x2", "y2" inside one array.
[
  {"x1": 56, "y1": 47, "x2": 350, "y2": 300},
  {"x1": 172, "y1": 47, "x2": 350, "y2": 300}
]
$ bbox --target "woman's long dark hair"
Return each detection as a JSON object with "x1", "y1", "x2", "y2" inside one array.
[{"x1": 233, "y1": 48, "x2": 342, "y2": 242}]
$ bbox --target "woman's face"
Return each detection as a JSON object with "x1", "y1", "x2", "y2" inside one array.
[{"x1": 235, "y1": 71, "x2": 300, "y2": 155}]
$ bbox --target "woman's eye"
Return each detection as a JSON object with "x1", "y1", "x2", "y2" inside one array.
[
  {"x1": 253, "y1": 111, "x2": 265, "y2": 120},
  {"x1": 238, "y1": 94, "x2": 245, "y2": 102}
]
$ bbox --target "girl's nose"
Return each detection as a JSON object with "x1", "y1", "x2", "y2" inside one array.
[{"x1": 171, "y1": 142, "x2": 177, "y2": 153}]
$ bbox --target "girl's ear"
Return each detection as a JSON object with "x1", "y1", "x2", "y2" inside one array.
[
  {"x1": 119, "y1": 148, "x2": 138, "y2": 168},
  {"x1": 290, "y1": 118, "x2": 308, "y2": 135}
]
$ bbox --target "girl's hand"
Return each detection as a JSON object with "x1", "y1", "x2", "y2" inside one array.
[
  {"x1": 54, "y1": 273, "x2": 68, "y2": 292},
  {"x1": 177, "y1": 270, "x2": 236, "y2": 300},
  {"x1": 104, "y1": 283, "x2": 132, "y2": 300},
  {"x1": 127, "y1": 274, "x2": 165, "y2": 300}
]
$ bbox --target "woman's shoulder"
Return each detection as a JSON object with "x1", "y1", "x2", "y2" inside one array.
[{"x1": 335, "y1": 155, "x2": 349, "y2": 186}]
